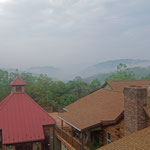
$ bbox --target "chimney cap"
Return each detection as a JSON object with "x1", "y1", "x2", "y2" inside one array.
[{"x1": 123, "y1": 85, "x2": 147, "y2": 96}]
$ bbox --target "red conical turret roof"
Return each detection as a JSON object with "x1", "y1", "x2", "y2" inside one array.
[
  {"x1": 0, "y1": 77, "x2": 55, "y2": 144},
  {"x1": 10, "y1": 77, "x2": 26, "y2": 86}
]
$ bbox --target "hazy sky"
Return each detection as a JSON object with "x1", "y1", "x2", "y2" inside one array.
[{"x1": 0, "y1": 0, "x2": 150, "y2": 70}]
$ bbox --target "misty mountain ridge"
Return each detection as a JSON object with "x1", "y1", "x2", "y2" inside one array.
[
  {"x1": 94, "y1": 59, "x2": 149, "y2": 68},
  {"x1": 79, "y1": 59, "x2": 150, "y2": 78},
  {"x1": 1, "y1": 59, "x2": 150, "y2": 81},
  {"x1": 28, "y1": 66, "x2": 60, "y2": 74},
  {"x1": 0, "y1": 66, "x2": 61, "y2": 80},
  {"x1": 85, "y1": 65, "x2": 150, "y2": 83}
]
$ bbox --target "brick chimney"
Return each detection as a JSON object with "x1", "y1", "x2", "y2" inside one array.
[{"x1": 124, "y1": 86, "x2": 147, "y2": 136}]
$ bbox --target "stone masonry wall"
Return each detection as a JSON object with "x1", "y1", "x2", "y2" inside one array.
[{"x1": 103, "y1": 119, "x2": 124, "y2": 146}]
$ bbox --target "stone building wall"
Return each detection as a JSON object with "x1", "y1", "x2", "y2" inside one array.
[{"x1": 103, "y1": 119, "x2": 124, "y2": 146}]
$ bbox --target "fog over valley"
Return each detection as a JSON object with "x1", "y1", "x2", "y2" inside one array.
[{"x1": 0, "y1": 0, "x2": 150, "y2": 80}]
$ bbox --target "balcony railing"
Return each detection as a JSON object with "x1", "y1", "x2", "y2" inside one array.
[{"x1": 54, "y1": 125, "x2": 89, "y2": 150}]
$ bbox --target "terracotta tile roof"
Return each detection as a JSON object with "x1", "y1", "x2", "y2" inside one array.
[
  {"x1": 58, "y1": 89, "x2": 124, "y2": 131},
  {"x1": 98, "y1": 126, "x2": 150, "y2": 150},
  {"x1": 107, "y1": 80, "x2": 150, "y2": 96}
]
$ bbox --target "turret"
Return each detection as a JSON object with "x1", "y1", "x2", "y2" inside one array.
[{"x1": 10, "y1": 77, "x2": 26, "y2": 93}]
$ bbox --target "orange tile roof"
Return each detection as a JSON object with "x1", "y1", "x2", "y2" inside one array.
[
  {"x1": 59, "y1": 80, "x2": 150, "y2": 131},
  {"x1": 107, "y1": 80, "x2": 150, "y2": 96},
  {"x1": 98, "y1": 126, "x2": 150, "y2": 150},
  {"x1": 58, "y1": 89, "x2": 124, "y2": 131}
]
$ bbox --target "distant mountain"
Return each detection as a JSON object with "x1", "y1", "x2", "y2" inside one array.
[
  {"x1": 1, "y1": 59, "x2": 150, "y2": 81},
  {"x1": 26, "y1": 66, "x2": 61, "y2": 79},
  {"x1": 85, "y1": 66, "x2": 150, "y2": 83},
  {"x1": 0, "y1": 68, "x2": 19, "y2": 73},
  {"x1": 127, "y1": 66, "x2": 150, "y2": 79},
  {"x1": 80, "y1": 59, "x2": 150, "y2": 78},
  {"x1": 93, "y1": 59, "x2": 149, "y2": 69},
  {"x1": 0, "y1": 66, "x2": 61, "y2": 80},
  {"x1": 28, "y1": 66, "x2": 59, "y2": 73}
]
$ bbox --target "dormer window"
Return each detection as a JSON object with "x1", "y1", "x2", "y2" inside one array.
[{"x1": 16, "y1": 86, "x2": 22, "y2": 92}]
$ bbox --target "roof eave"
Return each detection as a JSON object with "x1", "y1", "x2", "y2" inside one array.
[
  {"x1": 57, "y1": 115, "x2": 81, "y2": 132},
  {"x1": 63, "y1": 108, "x2": 69, "y2": 112},
  {"x1": 57, "y1": 111, "x2": 124, "y2": 132},
  {"x1": 82, "y1": 111, "x2": 124, "y2": 131},
  {"x1": 43, "y1": 123, "x2": 55, "y2": 126},
  {"x1": 3, "y1": 138, "x2": 45, "y2": 145}
]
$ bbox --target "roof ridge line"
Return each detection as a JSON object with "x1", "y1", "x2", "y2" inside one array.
[
  {"x1": 107, "y1": 80, "x2": 150, "y2": 82},
  {"x1": 101, "y1": 88, "x2": 123, "y2": 93},
  {"x1": 0, "y1": 93, "x2": 13, "y2": 112},
  {"x1": 24, "y1": 93, "x2": 56, "y2": 124}
]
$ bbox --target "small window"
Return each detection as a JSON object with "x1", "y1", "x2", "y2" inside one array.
[
  {"x1": 106, "y1": 131, "x2": 111, "y2": 144},
  {"x1": 16, "y1": 86, "x2": 22, "y2": 92}
]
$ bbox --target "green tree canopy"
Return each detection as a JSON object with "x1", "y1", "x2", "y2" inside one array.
[
  {"x1": 106, "y1": 64, "x2": 136, "y2": 81},
  {"x1": 0, "y1": 70, "x2": 99, "y2": 110},
  {"x1": 90, "y1": 79, "x2": 101, "y2": 92}
]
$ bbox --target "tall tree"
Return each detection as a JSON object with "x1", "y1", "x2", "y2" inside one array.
[
  {"x1": 0, "y1": 70, "x2": 9, "y2": 100},
  {"x1": 106, "y1": 64, "x2": 136, "y2": 81},
  {"x1": 0, "y1": 70, "x2": 100, "y2": 110},
  {"x1": 90, "y1": 79, "x2": 101, "y2": 92}
]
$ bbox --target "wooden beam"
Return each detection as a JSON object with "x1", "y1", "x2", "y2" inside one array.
[
  {"x1": 55, "y1": 132, "x2": 76, "y2": 150},
  {"x1": 61, "y1": 120, "x2": 63, "y2": 130},
  {"x1": 49, "y1": 126, "x2": 54, "y2": 150},
  {"x1": 82, "y1": 132, "x2": 86, "y2": 146},
  {"x1": 71, "y1": 126, "x2": 73, "y2": 137}
]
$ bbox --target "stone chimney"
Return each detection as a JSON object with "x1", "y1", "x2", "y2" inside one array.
[{"x1": 124, "y1": 86, "x2": 147, "y2": 136}]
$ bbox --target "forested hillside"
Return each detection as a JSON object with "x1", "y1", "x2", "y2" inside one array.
[
  {"x1": 80, "y1": 59, "x2": 150, "y2": 78},
  {"x1": 1, "y1": 64, "x2": 150, "y2": 111},
  {"x1": 0, "y1": 70, "x2": 101, "y2": 110},
  {"x1": 86, "y1": 66, "x2": 150, "y2": 82}
]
